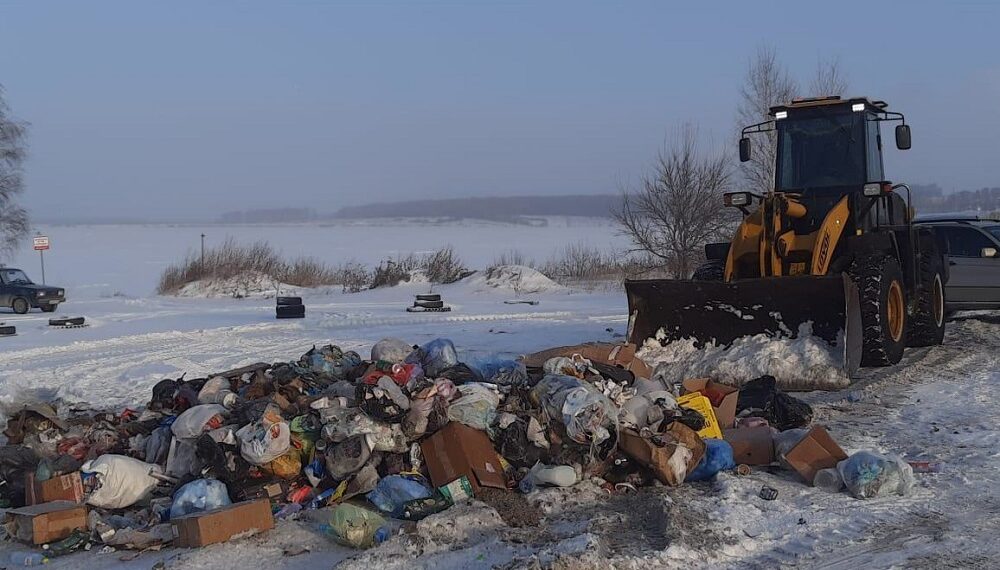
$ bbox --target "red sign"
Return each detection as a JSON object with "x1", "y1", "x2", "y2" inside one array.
[{"x1": 33, "y1": 236, "x2": 50, "y2": 251}]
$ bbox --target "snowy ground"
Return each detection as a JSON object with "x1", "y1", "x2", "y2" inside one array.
[{"x1": 1, "y1": 222, "x2": 998, "y2": 568}]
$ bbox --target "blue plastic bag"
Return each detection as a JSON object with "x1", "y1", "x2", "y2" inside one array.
[
  {"x1": 169, "y1": 479, "x2": 232, "y2": 519},
  {"x1": 409, "y1": 339, "x2": 459, "y2": 378},
  {"x1": 686, "y1": 439, "x2": 736, "y2": 482},
  {"x1": 366, "y1": 474, "x2": 433, "y2": 518},
  {"x1": 472, "y1": 357, "x2": 528, "y2": 386}
]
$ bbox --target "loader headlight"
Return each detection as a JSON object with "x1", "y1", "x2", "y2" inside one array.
[
  {"x1": 774, "y1": 111, "x2": 788, "y2": 120},
  {"x1": 852, "y1": 103, "x2": 866, "y2": 112},
  {"x1": 724, "y1": 192, "x2": 751, "y2": 207},
  {"x1": 863, "y1": 183, "x2": 883, "y2": 197}
]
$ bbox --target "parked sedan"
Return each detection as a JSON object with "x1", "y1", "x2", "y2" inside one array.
[
  {"x1": 916, "y1": 217, "x2": 1000, "y2": 311},
  {"x1": 0, "y1": 267, "x2": 65, "y2": 313}
]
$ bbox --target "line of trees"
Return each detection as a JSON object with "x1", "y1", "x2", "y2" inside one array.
[
  {"x1": 616, "y1": 47, "x2": 849, "y2": 277},
  {"x1": 0, "y1": 85, "x2": 28, "y2": 259}
]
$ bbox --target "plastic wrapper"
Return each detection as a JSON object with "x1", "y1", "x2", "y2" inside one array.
[
  {"x1": 324, "y1": 503, "x2": 388, "y2": 549},
  {"x1": 837, "y1": 451, "x2": 915, "y2": 499},
  {"x1": 531, "y1": 374, "x2": 618, "y2": 448},
  {"x1": 446, "y1": 382, "x2": 500, "y2": 432},
  {"x1": 171, "y1": 404, "x2": 227, "y2": 440},
  {"x1": 81, "y1": 455, "x2": 163, "y2": 509},
  {"x1": 236, "y1": 412, "x2": 291, "y2": 465},
  {"x1": 302, "y1": 344, "x2": 363, "y2": 379},
  {"x1": 685, "y1": 439, "x2": 735, "y2": 482},
  {"x1": 169, "y1": 478, "x2": 232, "y2": 519},
  {"x1": 408, "y1": 338, "x2": 459, "y2": 378}
]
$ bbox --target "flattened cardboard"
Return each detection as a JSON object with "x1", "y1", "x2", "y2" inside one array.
[
  {"x1": 522, "y1": 342, "x2": 652, "y2": 379},
  {"x1": 722, "y1": 427, "x2": 775, "y2": 466},
  {"x1": 421, "y1": 422, "x2": 506, "y2": 494},
  {"x1": 682, "y1": 378, "x2": 740, "y2": 428},
  {"x1": 5, "y1": 501, "x2": 88, "y2": 545},
  {"x1": 171, "y1": 499, "x2": 275, "y2": 548},
  {"x1": 26, "y1": 472, "x2": 85, "y2": 506},
  {"x1": 785, "y1": 426, "x2": 848, "y2": 484}
]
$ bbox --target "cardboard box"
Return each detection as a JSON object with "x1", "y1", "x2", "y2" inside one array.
[
  {"x1": 521, "y1": 343, "x2": 652, "y2": 379},
  {"x1": 722, "y1": 427, "x2": 775, "y2": 466},
  {"x1": 5, "y1": 501, "x2": 88, "y2": 545},
  {"x1": 681, "y1": 378, "x2": 740, "y2": 428},
  {"x1": 618, "y1": 423, "x2": 705, "y2": 486},
  {"x1": 420, "y1": 422, "x2": 506, "y2": 494},
  {"x1": 25, "y1": 472, "x2": 85, "y2": 506},
  {"x1": 233, "y1": 480, "x2": 290, "y2": 503},
  {"x1": 171, "y1": 499, "x2": 275, "y2": 548},
  {"x1": 784, "y1": 426, "x2": 848, "y2": 484}
]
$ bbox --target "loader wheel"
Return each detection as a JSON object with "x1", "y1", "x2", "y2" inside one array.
[
  {"x1": 691, "y1": 260, "x2": 725, "y2": 281},
  {"x1": 851, "y1": 255, "x2": 907, "y2": 366},
  {"x1": 908, "y1": 237, "x2": 947, "y2": 347}
]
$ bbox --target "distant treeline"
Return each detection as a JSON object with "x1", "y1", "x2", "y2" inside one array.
[
  {"x1": 911, "y1": 184, "x2": 1000, "y2": 215},
  {"x1": 212, "y1": 187, "x2": 1000, "y2": 225}
]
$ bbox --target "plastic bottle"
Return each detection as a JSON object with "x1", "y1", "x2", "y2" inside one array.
[
  {"x1": 9, "y1": 552, "x2": 48, "y2": 566},
  {"x1": 519, "y1": 462, "x2": 578, "y2": 493},
  {"x1": 813, "y1": 467, "x2": 844, "y2": 492}
]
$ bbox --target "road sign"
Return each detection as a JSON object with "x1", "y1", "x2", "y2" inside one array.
[{"x1": 33, "y1": 235, "x2": 50, "y2": 251}]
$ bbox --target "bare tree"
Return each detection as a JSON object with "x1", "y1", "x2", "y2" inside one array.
[
  {"x1": 615, "y1": 126, "x2": 735, "y2": 278},
  {"x1": 736, "y1": 46, "x2": 798, "y2": 196},
  {"x1": 810, "y1": 57, "x2": 849, "y2": 97},
  {"x1": 0, "y1": 85, "x2": 29, "y2": 259}
]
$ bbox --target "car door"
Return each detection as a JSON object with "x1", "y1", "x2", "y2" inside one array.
[
  {"x1": 937, "y1": 225, "x2": 1000, "y2": 305},
  {"x1": 0, "y1": 272, "x2": 10, "y2": 307}
]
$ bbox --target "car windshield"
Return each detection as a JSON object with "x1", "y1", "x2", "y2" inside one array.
[
  {"x1": 987, "y1": 226, "x2": 1000, "y2": 241},
  {"x1": 0, "y1": 269, "x2": 32, "y2": 284},
  {"x1": 776, "y1": 112, "x2": 865, "y2": 191}
]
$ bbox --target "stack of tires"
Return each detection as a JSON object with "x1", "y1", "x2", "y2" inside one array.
[
  {"x1": 406, "y1": 294, "x2": 451, "y2": 313},
  {"x1": 276, "y1": 296, "x2": 305, "y2": 319},
  {"x1": 0, "y1": 323, "x2": 15, "y2": 337}
]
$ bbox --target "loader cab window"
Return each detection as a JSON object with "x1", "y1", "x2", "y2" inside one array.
[
  {"x1": 776, "y1": 112, "x2": 866, "y2": 191},
  {"x1": 865, "y1": 116, "x2": 884, "y2": 182}
]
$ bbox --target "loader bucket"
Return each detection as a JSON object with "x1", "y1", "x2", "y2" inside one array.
[{"x1": 625, "y1": 274, "x2": 862, "y2": 378}]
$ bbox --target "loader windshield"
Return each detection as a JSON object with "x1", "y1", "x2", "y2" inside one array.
[{"x1": 776, "y1": 112, "x2": 866, "y2": 191}]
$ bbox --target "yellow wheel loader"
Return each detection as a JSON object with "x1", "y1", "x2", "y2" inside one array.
[{"x1": 625, "y1": 96, "x2": 947, "y2": 378}]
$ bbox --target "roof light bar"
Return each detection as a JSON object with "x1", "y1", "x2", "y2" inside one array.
[
  {"x1": 774, "y1": 111, "x2": 788, "y2": 120},
  {"x1": 852, "y1": 103, "x2": 865, "y2": 112}
]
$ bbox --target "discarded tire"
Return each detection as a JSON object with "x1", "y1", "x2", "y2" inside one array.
[
  {"x1": 276, "y1": 296, "x2": 303, "y2": 307},
  {"x1": 276, "y1": 305, "x2": 305, "y2": 319},
  {"x1": 414, "y1": 300, "x2": 445, "y2": 309},
  {"x1": 415, "y1": 294, "x2": 441, "y2": 302},
  {"x1": 0, "y1": 325, "x2": 15, "y2": 336},
  {"x1": 49, "y1": 317, "x2": 86, "y2": 327}
]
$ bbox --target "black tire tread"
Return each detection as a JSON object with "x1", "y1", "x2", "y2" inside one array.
[
  {"x1": 908, "y1": 234, "x2": 947, "y2": 347},
  {"x1": 850, "y1": 254, "x2": 907, "y2": 367},
  {"x1": 414, "y1": 300, "x2": 445, "y2": 309},
  {"x1": 691, "y1": 260, "x2": 725, "y2": 281},
  {"x1": 415, "y1": 294, "x2": 441, "y2": 302}
]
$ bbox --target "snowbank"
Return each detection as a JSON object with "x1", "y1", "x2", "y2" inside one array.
[
  {"x1": 462, "y1": 265, "x2": 564, "y2": 294},
  {"x1": 638, "y1": 323, "x2": 850, "y2": 390},
  {"x1": 173, "y1": 272, "x2": 300, "y2": 299}
]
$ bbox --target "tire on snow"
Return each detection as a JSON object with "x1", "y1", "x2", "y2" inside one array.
[
  {"x1": 908, "y1": 235, "x2": 947, "y2": 347},
  {"x1": 850, "y1": 255, "x2": 908, "y2": 367},
  {"x1": 691, "y1": 260, "x2": 725, "y2": 281}
]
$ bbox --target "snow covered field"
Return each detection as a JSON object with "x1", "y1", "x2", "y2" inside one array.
[{"x1": 1, "y1": 221, "x2": 999, "y2": 568}]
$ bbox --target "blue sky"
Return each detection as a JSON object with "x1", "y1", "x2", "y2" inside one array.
[{"x1": 1, "y1": 0, "x2": 998, "y2": 220}]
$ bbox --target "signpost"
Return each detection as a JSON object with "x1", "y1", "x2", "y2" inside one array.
[{"x1": 33, "y1": 235, "x2": 49, "y2": 284}]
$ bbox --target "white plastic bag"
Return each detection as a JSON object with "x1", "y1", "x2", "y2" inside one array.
[
  {"x1": 171, "y1": 404, "x2": 227, "y2": 440},
  {"x1": 236, "y1": 420, "x2": 290, "y2": 465},
  {"x1": 837, "y1": 451, "x2": 915, "y2": 499},
  {"x1": 82, "y1": 455, "x2": 163, "y2": 509},
  {"x1": 446, "y1": 382, "x2": 500, "y2": 431},
  {"x1": 371, "y1": 338, "x2": 412, "y2": 363},
  {"x1": 197, "y1": 377, "x2": 237, "y2": 408}
]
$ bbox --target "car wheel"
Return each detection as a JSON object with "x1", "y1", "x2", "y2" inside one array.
[{"x1": 11, "y1": 297, "x2": 29, "y2": 315}]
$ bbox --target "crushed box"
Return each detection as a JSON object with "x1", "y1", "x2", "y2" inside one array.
[
  {"x1": 682, "y1": 378, "x2": 740, "y2": 428},
  {"x1": 171, "y1": 499, "x2": 275, "y2": 548},
  {"x1": 785, "y1": 426, "x2": 848, "y2": 484},
  {"x1": 722, "y1": 427, "x2": 775, "y2": 466},
  {"x1": 420, "y1": 422, "x2": 506, "y2": 494},
  {"x1": 5, "y1": 501, "x2": 88, "y2": 545},
  {"x1": 25, "y1": 472, "x2": 85, "y2": 506},
  {"x1": 521, "y1": 342, "x2": 652, "y2": 379}
]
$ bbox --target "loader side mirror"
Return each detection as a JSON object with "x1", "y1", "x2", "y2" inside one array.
[
  {"x1": 739, "y1": 137, "x2": 751, "y2": 162},
  {"x1": 982, "y1": 247, "x2": 998, "y2": 258},
  {"x1": 895, "y1": 124, "x2": 911, "y2": 150}
]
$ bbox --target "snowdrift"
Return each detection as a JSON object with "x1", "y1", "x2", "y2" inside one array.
[{"x1": 462, "y1": 265, "x2": 564, "y2": 294}]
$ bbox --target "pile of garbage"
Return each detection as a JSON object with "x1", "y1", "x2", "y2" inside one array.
[{"x1": 0, "y1": 338, "x2": 918, "y2": 561}]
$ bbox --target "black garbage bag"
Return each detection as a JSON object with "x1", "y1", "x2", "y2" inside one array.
[
  {"x1": 675, "y1": 407, "x2": 707, "y2": 432},
  {"x1": 736, "y1": 375, "x2": 813, "y2": 430},
  {"x1": 0, "y1": 445, "x2": 41, "y2": 507},
  {"x1": 589, "y1": 362, "x2": 635, "y2": 386},
  {"x1": 436, "y1": 363, "x2": 483, "y2": 384}
]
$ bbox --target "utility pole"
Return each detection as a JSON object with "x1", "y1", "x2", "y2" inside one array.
[{"x1": 200, "y1": 234, "x2": 206, "y2": 269}]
